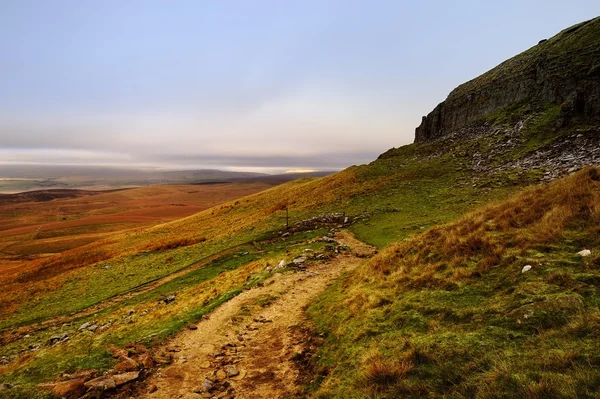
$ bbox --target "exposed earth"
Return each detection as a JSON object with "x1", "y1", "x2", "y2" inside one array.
[{"x1": 139, "y1": 232, "x2": 375, "y2": 399}]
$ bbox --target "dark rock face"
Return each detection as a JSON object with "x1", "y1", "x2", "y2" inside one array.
[{"x1": 415, "y1": 17, "x2": 600, "y2": 142}]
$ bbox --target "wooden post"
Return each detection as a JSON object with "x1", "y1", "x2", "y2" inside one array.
[{"x1": 285, "y1": 206, "x2": 289, "y2": 230}]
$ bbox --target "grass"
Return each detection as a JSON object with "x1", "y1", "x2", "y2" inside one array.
[
  {"x1": 0, "y1": 85, "x2": 597, "y2": 398},
  {"x1": 305, "y1": 168, "x2": 600, "y2": 398},
  {"x1": 0, "y1": 228, "x2": 330, "y2": 392}
]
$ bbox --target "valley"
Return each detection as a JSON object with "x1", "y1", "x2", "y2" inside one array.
[{"x1": 0, "y1": 14, "x2": 599, "y2": 399}]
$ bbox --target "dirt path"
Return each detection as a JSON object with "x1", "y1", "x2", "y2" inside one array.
[
  {"x1": 140, "y1": 231, "x2": 375, "y2": 399},
  {"x1": 0, "y1": 244, "x2": 246, "y2": 347}
]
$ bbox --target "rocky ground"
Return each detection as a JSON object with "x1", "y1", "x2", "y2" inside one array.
[
  {"x1": 31, "y1": 231, "x2": 375, "y2": 399},
  {"x1": 137, "y1": 231, "x2": 375, "y2": 399}
]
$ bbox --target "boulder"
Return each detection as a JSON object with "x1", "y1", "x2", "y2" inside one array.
[{"x1": 521, "y1": 265, "x2": 532, "y2": 273}]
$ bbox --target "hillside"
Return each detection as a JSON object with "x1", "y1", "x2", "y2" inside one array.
[
  {"x1": 306, "y1": 167, "x2": 600, "y2": 398},
  {"x1": 0, "y1": 17, "x2": 599, "y2": 399},
  {"x1": 415, "y1": 16, "x2": 600, "y2": 142}
]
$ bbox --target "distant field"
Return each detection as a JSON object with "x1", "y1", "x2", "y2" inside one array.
[{"x1": 0, "y1": 182, "x2": 272, "y2": 280}]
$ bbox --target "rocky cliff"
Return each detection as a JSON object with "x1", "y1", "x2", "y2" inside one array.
[{"x1": 415, "y1": 17, "x2": 600, "y2": 142}]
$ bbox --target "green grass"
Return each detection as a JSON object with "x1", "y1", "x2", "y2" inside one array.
[
  {"x1": 304, "y1": 169, "x2": 600, "y2": 398},
  {"x1": 0, "y1": 228, "x2": 328, "y2": 389}
]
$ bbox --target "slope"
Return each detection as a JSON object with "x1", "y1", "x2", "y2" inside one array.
[
  {"x1": 306, "y1": 167, "x2": 600, "y2": 398},
  {"x1": 0, "y1": 16, "x2": 599, "y2": 399}
]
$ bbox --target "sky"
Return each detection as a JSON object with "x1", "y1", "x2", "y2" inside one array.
[{"x1": 1, "y1": 1, "x2": 599, "y2": 173}]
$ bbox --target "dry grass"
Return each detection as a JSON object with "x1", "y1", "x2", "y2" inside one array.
[
  {"x1": 362, "y1": 351, "x2": 413, "y2": 387},
  {"x1": 307, "y1": 168, "x2": 600, "y2": 398},
  {"x1": 360, "y1": 167, "x2": 600, "y2": 289}
]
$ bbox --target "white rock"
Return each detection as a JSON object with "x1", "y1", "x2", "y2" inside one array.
[
  {"x1": 275, "y1": 260, "x2": 286, "y2": 270},
  {"x1": 577, "y1": 249, "x2": 591, "y2": 257},
  {"x1": 521, "y1": 265, "x2": 532, "y2": 273},
  {"x1": 78, "y1": 322, "x2": 92, "y2": 331}
]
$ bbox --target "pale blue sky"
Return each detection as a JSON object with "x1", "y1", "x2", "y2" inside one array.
[{"x1": 1, "y1": 1, "x2": 598, "y2": 172}]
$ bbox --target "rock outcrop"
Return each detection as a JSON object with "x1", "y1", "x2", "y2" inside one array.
[{"x1": 415, "y1": 17, "x2": 600, "y2": 142}]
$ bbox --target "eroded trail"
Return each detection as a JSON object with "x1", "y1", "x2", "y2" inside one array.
[{"x1": 141, "y1": 231, "x2": 375, "y2": 399}]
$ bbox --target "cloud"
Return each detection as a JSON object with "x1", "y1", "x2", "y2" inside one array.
[{"x1": 0, "y1": 87, "x2": 413, "y2": 172}]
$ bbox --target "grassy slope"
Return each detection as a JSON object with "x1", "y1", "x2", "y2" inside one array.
[
  {"x1": 451, "y1": 16, "x2": 600, "y2": 101},
  {"x1": 1, "y1": 19, "x2": 599, "y2": 397},
  {"x1": 306, "y1": 168, "x2": 600, "y2": 398},
  {"x1": 0, "y1": 133, "x2": 523, "y2": 396},
  {"x1": 1, "y1": 105, "x2": 592, "y2": 396}
]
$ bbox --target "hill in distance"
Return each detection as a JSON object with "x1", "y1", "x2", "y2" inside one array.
[
  {"x1": 0, "y1": 16, "x2": 599, "y2": 399},
  {"x1": 0, "y1": 165, "x2": 334, "y2": 194}
]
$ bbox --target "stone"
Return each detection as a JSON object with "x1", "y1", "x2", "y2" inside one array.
[
  {"x1": 128, "y1": 309, "x2": 136, "y2": 316},
  {"x1": 138, "y1": 353, "x2": 155, "y2": 369},
  {"x1": 216, "y1": 369, "x2": 227, "y2": 380},
  {"x1": 114, "y1": 356, "x2": 138, "y2": 372},
  {"x1": 87, "y1": 324, "x2": 98, "y2": 332},
  {"x1": 275, "y1": 260, "x2": 286, "y2": 270},
  {"x1": 108, "y1": 346, "x2": 129, "y2": 359},
  {"x1": 292, "y1": 257, "x2": 306, "y2": 265},
  {"x1": 163, "y1": 294, "x2": 176, "y2": 304},
  {"x1": 201, "y1": 377, "x2": 214, "y2": 392},
  {"x1": 78, "y1": 322, "x2": 92, "y2": 331},
  {"x1": 577, "y1": 249, "x2": 592, "y2": 257},
  {"x1": 147, "y1": 384, "x2": 158, "y2": 393},
  {"x1": 84, "y1": 375, "x2": 117, "y2": 390},
  {"x1": 112, "y1": 371, "x2": 140, "y2": 386},
  {"x1": 225, "y1": 365, "x2": 239, "y2": 377},
  {"x1": 521, "y1": 265, "x2": 532, "y2": 273},
  {"x1": 48, "y1": 333, "x2": 69, "y2": 345},
  {"x1": 414, "y1": 18, "x2": 600, "y2": 143},
  {"x1": 52, "y1": 378, "x2": 85, "y2": 399}
]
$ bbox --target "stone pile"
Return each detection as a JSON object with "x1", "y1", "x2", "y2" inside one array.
[
  {"x1": 194, "y1": 342, "x2": 244, "y2": 399},
  {"x1": 45, "y1": 343, "x2": 164, "y2": 398}
]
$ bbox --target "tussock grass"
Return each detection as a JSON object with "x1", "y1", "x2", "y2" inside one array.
[{"x1": 307, "y1": 168, "x2": 600, "y2": 398}]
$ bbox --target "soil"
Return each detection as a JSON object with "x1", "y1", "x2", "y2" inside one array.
[{"x1": 138, "y1": 231, "x2": 375, "y2": 399}]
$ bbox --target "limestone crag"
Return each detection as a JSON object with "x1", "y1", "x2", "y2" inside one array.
[{"x1": 415, "y1": 17, "x2": 600, "y2": 142}]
